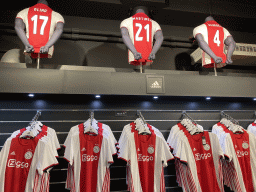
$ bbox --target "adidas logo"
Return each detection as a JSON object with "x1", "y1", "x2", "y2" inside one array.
[
  {"x1": 81, "y1": 148, "x2": 86, "y2": 151},
  {"x1": 137, "y1": 148, "x2": 140, "y2": 151},
  {"x1": 150, "y1": 81, "x2": 161, "y2": 89},
  {"x1": 193, "y1": 148, "x2": 196, "y2": 151},
  {"x1": 10, "y1": 151, "x2": 16, "y2": 155}
]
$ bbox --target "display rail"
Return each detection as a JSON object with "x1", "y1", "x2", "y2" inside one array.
[{"x1": 0, "y1": 109, "x2": 255, "y2": 192}]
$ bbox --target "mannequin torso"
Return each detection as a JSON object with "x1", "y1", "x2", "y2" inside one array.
[
  {"x1": 15, "y1": 0, "x2": 64, "y2": 57},
  {"x1": 120, "y1": 6, "x2": 163, "y2": 65}
]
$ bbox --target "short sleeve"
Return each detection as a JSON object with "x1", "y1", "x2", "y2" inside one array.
[
  {"x1": 161, "y1": 139, "x2": 174, "y2": 167},
  {"x1": 52, "y1": 11, "x2": 65, "y2": 24},
  {"x1": 193, "y1": 24, "x2": 207, "y2": 39},
  {"x1": 16, "y1": 8, "x2": 29, "y2": 21},
  {"x1": 117, "y1": 134, "x2": 130, "y2": 162},
  {"x1": 152, "y1": 20, "x2": 161, "y2": 34},
  {"x1": 49, "y1": 128, "x2": 61, "y2": 150},
  {"x1": 120, "y1": 18, "x2": 130, "y2": 29},
  {"x1": 63, "y1": 134, "x2": 74, "y2": 165},
  {"x1": 37, "y1": 141, "x2": 59, "y2": 175},
  {"x1": 223, "y1": 28, "x2": 231, "y2": 40}
]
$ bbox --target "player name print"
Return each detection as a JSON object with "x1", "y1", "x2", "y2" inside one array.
[
  {"x1": 207, "y1": 24, "x2": 220, "y2": 27},
  {"x1": 133, "y1": 17, "x2": 152, "y2": 22},
  {"x1": 34, "y1": 8, "x2": 48, "y2": 12}
]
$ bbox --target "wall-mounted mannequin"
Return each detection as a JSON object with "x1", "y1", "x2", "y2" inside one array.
[
  {"x1": 120, "y1": 6, "x2": 163, "y2": 67},
  {"x1": 193, "y1": 16, "x2": 236, "y2": 68},
  {"x1": 15, "y1": 0, "x2": 64, "y2": 59}
]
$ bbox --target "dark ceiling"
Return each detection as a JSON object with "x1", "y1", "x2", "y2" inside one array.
[{"x1": 1, "y1": 0, "x2": 256, "y2": 33}]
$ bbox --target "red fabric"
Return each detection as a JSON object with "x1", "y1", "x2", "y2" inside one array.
[
  {"x1": 204, "y1": 21, "x2": 226, "y2": 67},
  {"x1": 27, "y1": 3, "x2": 53, "y2": 54},
  {"x1": 178, "y1": 123, "x2": 221, "y2": 192},
  {"x1": 133, "y1": 128, "x2": 156, "y2": 192},
  {"x1": 78, "y1": 123, "x2": 103, "y2": 192},
  {"x1": 4, "y1": 137, "x2": 39, "y2": 192},
  {"x1": 218, "y1": 123, "x2": 253, "y2": 192},
  {"x1": 131, "y1": 13, "x2": 153, "y2": 66}
]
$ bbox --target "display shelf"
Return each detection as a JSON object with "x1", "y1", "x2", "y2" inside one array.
[{"x1": 0, "y1": 63, "x2": 256, "y2": 97}]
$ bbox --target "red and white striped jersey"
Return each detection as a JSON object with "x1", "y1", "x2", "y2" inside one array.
[
  {"x1": 193, "y1": 20, "x2": 231, "y2": 68},
  {"x1": 120, "y1": 12, "x2": 161, "y2": 66},
  {"x1": 213, "y1": 123, "x2": 256, "y2": 192},
  {"x1": 63, "y1": 121, "x2": 116, "y2": 192},
  {"x1": 167, "y1": 123, "x2": 224, "y2": 192},
  {"x1": 0, "y1": 136, "x2": 59, "y2": 192},
  {"x1": 16, "y1": 3, "x2": 64, "y2": 58},
  {"x1": 118, "y1": 121, "x2": 173, "y2": 192},
  {"x1": 9, "y1": 123, "x2": 60, "y2": 192}
]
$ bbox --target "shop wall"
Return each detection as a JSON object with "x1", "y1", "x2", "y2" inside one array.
[{"x1": 0, "y1": 94, "x2": 256, "y2": 191}]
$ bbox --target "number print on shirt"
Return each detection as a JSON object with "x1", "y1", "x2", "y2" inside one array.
[
  {"x1": 214, "y1": 30, "x2": 221, "y2": 47},
  {"x1": 31, "y1": 15, "x2": 49, "y2": 35},
  {"x1": 135, "y1": 23, "x2": 150, "y2": 42}
]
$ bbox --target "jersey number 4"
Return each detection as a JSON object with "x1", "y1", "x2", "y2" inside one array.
[
  {"x1": 135, "y1": 23, "x2": 150, "y2": 42},
  {"x1": 31, "y1": 15, "x2": 49, "y2": 35},
  {"x1": 213, "y1": 30, "x2": 221, "y2": 47}
]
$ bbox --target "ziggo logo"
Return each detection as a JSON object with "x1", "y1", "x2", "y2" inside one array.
[
  {"x1": 195, "y1": 153, "x2": 211, "y2": 161},
  {"x1": 138, "y1": 154, "x2": 154, "y2": 162},
  {"x1": 8, "y1": 159, "x2": 29, "y2": 168},
  {"x1": 82, "y1": 154, "x2": 98, "y2": 162},
  {"x1": 236, "y1": 150, "x2": 249, "y2": 157}
]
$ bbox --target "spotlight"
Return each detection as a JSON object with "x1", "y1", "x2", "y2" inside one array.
[
  {"x1": 95, "y1": 95, "x2": 101, "y2": 99},
  {"x1": 253, "y1": 98, "x2": 256, "y2": 101},
  {"x1": 206, "y1": 97, "x2": 211, "y2": 100},
  {"x1": 28, "y1": 94, "x2": 35, "y2": 98},
  {"x1": 153, "y1": 96, "x2": 158, "y2": 99}
]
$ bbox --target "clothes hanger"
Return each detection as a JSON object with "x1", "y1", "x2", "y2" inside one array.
[
  {"x1": 181, "y1": 111, "x2": 203, "y2": 135},
  {"x1": 220, "y1": 111, "x2": 243, "y2": 133},
  {"x1": 84, "y1": 111, "x2": 98, "y2": 135},
  {"x1": 136, "y1": 111, "x2": 151, "y2": 135},
  {"x1": 20, "y1": 111, "x2": 41, "y2": 138}
]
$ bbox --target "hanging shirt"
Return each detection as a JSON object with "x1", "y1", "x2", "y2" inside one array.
[
  {"x1": 0, "y1": 137, "x2": 58, "y2": 192},
  {"x1": 64, "y1": 122, "x2": 116, "y2": 192},
  {"x1": 16, "y1": 3, "x2": 64, "y2": 58},
  {"x1": 167, "y1": 123, "x2": 224, "y2": 192},
  {"x1": 118, "y1": 122, "x2": 173, "y2": 192},
  {"x1": 193, "y1": 20, "x2": 231, "y2": 68},
  {"x1": 120, "y1": 12, "x2": 161, "y2": 66},
  {"x1": 8, "y1": 124, "x2": 60, "y2": 192},
  {"x1": 213, "y1": 123, "x2": 256, "y2": 192}
]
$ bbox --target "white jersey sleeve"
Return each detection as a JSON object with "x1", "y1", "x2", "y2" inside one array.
[
  {"x1": 152, "y1": 20, "x2": 161, "y2": 34},
  {"x1": 120, "y1": 18, "x2": 131, "y2": 29},
  {"x1": 36, "y1": 141, "x2": 59, "y2": 175},
  {"x1": 117, "y1": 133, "x2": 130, "y2": 162},
  {"x1": 193, "y1": 24, "x2": 207, "y2": 39},
  {"x1": 160, "y1": 138, "x2": 174, "y2": 167},
  {"x1": 52, "y1": 11, "x2": 65, "y2": 24}
]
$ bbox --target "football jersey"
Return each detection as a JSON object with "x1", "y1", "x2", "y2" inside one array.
[
  {"x1": 16, "y1": 3, "x2": 64, "y2": 58},
  {"x1": 118, "y1": 122, "x2": 173, "y2": 192},
  {"x1": 120, "y1": 12, "x2": 161, "y2": 66},
  {"x1": 9, "y1": 123, "x2": 60, "y2": 192},
  {"x1": 0, "y1": 137, "x2": 59, "y2": 192},
  {"x1": 167, "y1": 123, "x2": 224, "y2": 192},
  {"x1": 213, "y1": 122, "x2": 256, "y2": 192},
  {"x1": 64, "y1": 122, "x2": 116, "y2": 192},
  {"x1": 193, "y1": 20, "x2": 231, "y2": 68}
]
